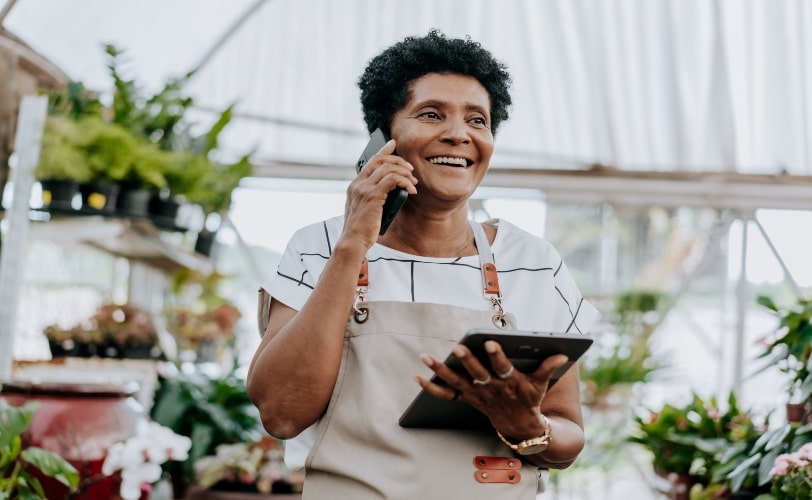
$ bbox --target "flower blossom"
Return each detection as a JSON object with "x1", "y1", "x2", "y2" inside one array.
[{"x1": 102, "y1": 422, "x2": 192, "y2": 500}]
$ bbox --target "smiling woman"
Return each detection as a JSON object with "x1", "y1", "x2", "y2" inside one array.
[{"x1": 245, "y1": 30, "x2": 599, "y2": 499}]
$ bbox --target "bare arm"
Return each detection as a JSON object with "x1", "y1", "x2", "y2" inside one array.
[
  {"x1": 246, "y1": 140, "x2": 417, "y2": 439},
  {"x1": 246, "y1": 240, "x2": 368, "y2": 439}
]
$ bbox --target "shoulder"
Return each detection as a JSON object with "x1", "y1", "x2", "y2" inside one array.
[
  {"x1": 288, "y1": 215, "x2": 344, "y2": 251},
  {"x1": 487, "y1": 218, "x2": 562, "y2": 262}
]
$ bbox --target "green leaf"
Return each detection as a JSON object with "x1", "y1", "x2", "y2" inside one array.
[
  {"x1": 758, "y1": 446, "x2": 783, "y2": 486},
  {"x1": 764, "y1": 425, "x2": 792, "y2": 450},
  {"x1": 756, "y1": 295, "x2": 778, "y2": 311},
  {"x1": 728, "y1": 453, "x2": 761, "y2": 491},
  {"x1": 21, "y1": 447, "x2": 79, "y2": 490}
]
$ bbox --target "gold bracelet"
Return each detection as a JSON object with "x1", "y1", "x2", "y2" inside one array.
[{"x1": 495, "y1": 414, "x2": 552, "y2": 456}]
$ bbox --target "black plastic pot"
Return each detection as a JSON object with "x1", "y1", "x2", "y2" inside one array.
[
  {"x1": 38, "y1": 179, "x2": 80, "y2": 211},
  {"x1": 115, "y1": 187, "x2": 153, "y2": 217},
  {"x1": 79, "y1": 181, "x2": 120, "y2": 214}
]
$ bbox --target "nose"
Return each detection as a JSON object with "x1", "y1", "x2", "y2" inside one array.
[{"x1": 440, "y1": 117, "x2": 471, "y2": 145}]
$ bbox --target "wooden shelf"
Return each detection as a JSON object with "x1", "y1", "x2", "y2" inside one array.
[{"x1": 27, "y1": 213, "x2": 213, "y2": 274}]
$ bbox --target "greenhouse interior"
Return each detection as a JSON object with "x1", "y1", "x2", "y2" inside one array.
[{"x1": 1, "y1": 1, "x2": 812, "y2": 499}]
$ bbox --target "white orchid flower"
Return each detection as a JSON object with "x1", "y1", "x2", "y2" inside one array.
[{"x1": 101, "y1": 421, "x2": 192, "y2": 500}]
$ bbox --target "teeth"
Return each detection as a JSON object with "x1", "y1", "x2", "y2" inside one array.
[{"x1": 428, "y1": 156, "x2": 468, "y2": 167}]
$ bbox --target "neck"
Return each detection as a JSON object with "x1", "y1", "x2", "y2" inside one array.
[{"x1": 378, "y1": 207, "x2": 475, "y2": 257}]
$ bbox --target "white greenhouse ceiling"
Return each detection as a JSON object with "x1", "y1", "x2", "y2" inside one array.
[{"x1": 4, "y1": 0, "x2": 812, "y2": 181}]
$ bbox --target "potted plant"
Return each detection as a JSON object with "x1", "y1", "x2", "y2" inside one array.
[
  {"x1": 35, "y1": 115, "x2": 94, "y2": 211},
  {"x1": 756, "y1": 295, "x2": 812, "y2": 421},
  {"x1": 41, "y1": 43, "x2": 251, "y2": 224},
  {"x1": 165, "y1": 268, "x2": 242, "y2": 362},
  {"x1": 706, "y1": 418, "x2": 812, "y2": 498},
  {"x1": 0, "y1": 396, "x2": 80, "y2": 499},
  {"x1": 763, "y1": 440, "x2": 812, "y2": 499},
  {"x1": 43, "y1": 303, "x2": 165, "y2": 360},
  {"x1": 103, "y1": 44, "x2": 252, "y2": 229},
  {"x1": 187, "y1": 436, "x2": 304, "y2": 498},
  {"x1": 149, "y1": 364, "x2": 264, "y2": 498},
  {"x1": 629, "y1": 391, "x2": 759, "y2": 499},
  {"x1": 581, "y1": 289, "x2": 664, "y2": 409}
]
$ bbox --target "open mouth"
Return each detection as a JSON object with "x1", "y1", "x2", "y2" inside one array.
[{"x1": 427, "y1": 156, "x2": 473, "y2": 168}]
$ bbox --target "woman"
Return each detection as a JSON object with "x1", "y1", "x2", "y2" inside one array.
[{"x1": 247, "y1": 29, "x2": 599, "y2": 499}]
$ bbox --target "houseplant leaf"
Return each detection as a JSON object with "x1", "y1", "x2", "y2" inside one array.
[{"x1": 20, "y1": 447, "x2": 79, "y2": 489}]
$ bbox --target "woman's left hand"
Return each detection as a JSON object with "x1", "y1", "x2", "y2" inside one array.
[{"x1": 415, "y1": 341, "x2": 568, "y2": 436}]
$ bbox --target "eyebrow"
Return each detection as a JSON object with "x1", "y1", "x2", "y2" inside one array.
[{"x1": 412, "y1": 99, "x2": 490, "y2": 118}]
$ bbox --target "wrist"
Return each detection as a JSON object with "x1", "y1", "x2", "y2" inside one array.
[{"x1": 496, "y1": 414, "x2": 552, "y2": 456}]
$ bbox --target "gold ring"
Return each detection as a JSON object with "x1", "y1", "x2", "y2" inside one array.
[
  {"x1": 497, "y1": 366, "x2": 515, "y2": 380},
  {"x1": 473, "y1": 375, "x2": 492, "y2": 386}
]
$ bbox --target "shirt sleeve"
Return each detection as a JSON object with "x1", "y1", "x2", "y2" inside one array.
[{"x1": 262, "y1": 228, "x2": 318, "y2": 313}]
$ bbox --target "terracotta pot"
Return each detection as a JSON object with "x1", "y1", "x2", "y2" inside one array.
[
  {"x1": 786, "y1": 401, "x2": 811, "y2": 423},
  {"x1": 0, "y1": 380, "x2": 148, "y2": 499}
]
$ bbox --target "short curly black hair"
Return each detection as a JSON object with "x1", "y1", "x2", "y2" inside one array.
[{"x1": 358, "y1": 29, "x2": 513, "y2": 136}]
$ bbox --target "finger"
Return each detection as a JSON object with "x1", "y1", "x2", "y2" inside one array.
[
  {"x1": 449, "y1": 345, "x2": 493, "y2": 385},
  {"x1": 530, "y1": 354, "x2": 569, "y2": 386},
  {"x1": 413, "y1": 375, "x2": 461, "y2": 401},
  {"x1": 419, "y1": 353, "x2": 468, "y2": 388},
  {"x1": 507, "y1": 354, "x2": 568, "y2": 405},
  {"x1": 375, "y1": 138, "x2": 397, "y2": 156},
  {"x1": 483, "y1": 340, "x2": 514, "y2": 379}
]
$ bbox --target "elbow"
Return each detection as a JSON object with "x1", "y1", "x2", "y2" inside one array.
[
  {"x1": 247, "y1": 378, "x2": 311, "y2": 440},
  {"x1": 259, "y1": 413, "x2": 304, "y2": 440},
  {"x1": 250, "y1": 396, "x2": 305, "y2": 440}
]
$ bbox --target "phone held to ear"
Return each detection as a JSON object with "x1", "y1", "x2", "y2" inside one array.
[{"x1": 356, "y1": 128, "x2": 409, "y2": 235}]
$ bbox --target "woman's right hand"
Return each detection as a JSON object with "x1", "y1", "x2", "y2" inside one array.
[{"x1": 342, "y1": 139, "x2": 418, "y2": 248}]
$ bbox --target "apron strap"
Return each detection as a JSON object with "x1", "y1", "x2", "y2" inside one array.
[
  {"x1": 353, "y1": 258, "x2": 370, "y2": 323},
  {"x1": 353, "y1": 222, "x2": 508, "y2": 328},
  {"x1": 470, "y1": 221, "x2": 501, "y2": 298},
  {"x1": 470, "y1": 221, "x2": 508, "y2": 328}
]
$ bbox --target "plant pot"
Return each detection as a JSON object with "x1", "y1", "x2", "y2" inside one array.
[
  {"x1": 79, "y1": 181, "x2": 120, "y2": 214},
  {"x1": 48, "y1": 339, "x2": 98, "y2": 359},
  {"x1": 149, "y1": 194, "x2": 184, "y2": 230},
  {"x1": 0, "y1": 380, "x2": 148, "y2": 499},
  {"x1": 116, "y1": 187, "x2": 154, "y2": 217},
  {"x1": 39, "y1": 179, "x2": 80, "y2": 211},
  {"x1": 194, "y1": 229, "x2": 218, "y2": 257},
  {"x1": 786, "y1": 401, "x2": 811, "y2": 423},
  {"x1": 654, "y1": 470, "x2": 695, "y2": 500}
]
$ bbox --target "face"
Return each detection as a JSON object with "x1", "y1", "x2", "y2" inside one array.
[{"x1": 389, "y1": 73, "x2": 494, "y2": 205}]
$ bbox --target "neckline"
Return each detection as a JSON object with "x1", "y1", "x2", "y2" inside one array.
[{"x1": 372, "y1": 219, "x2": 501, "y2": 261}]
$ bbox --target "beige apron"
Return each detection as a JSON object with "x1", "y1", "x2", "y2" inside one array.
[{"x1": 302, "y1": 222, "x2": 541, "y2": 499}]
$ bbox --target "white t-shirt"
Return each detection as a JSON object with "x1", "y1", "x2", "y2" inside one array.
[{"x1": 262, "y1": 216, "x2": 600, "y2": 470}]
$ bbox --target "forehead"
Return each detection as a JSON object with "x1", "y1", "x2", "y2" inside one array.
[{"x1": 404, "y1": 73, "x2": 491, "y2": 113}]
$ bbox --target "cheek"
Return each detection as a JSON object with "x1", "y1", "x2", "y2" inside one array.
[{"x1": 477, "y1": 137, "x2": 495, "y2": 161}]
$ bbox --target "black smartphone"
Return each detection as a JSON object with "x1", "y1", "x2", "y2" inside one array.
[{"x1": 355, "y1": 128, "x2": 408, "y2": 235}]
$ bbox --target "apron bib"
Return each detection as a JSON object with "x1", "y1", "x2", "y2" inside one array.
[{"x1": 302, "y1": 223, "x2": 542, "y2": 499}]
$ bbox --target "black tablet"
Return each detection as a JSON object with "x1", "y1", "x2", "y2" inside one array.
[{"x1": 398, "y1": 328, "x2": 594, "y2": 429}]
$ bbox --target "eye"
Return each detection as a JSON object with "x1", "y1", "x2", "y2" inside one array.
[
  {"x1": 469, "y1": 116, "x2": 489, "y2": 128},
  {"x1": 417, "y1": 111, "x2": 441, "y2": 120}
]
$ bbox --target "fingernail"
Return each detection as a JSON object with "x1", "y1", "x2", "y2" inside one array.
[
  {"x1": 420, "y1": 353, "x2": 434, "y2": 367},
  {"x1": 484, "y1": 341, "x2": 497, "y2": 354},
  {"x1": 452, "y1": 346, "x2": 465, "y2": 358}
]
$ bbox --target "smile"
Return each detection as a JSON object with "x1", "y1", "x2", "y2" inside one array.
[{"x1": 427, "y1": 156, "x2": 472, "y2": 168}]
